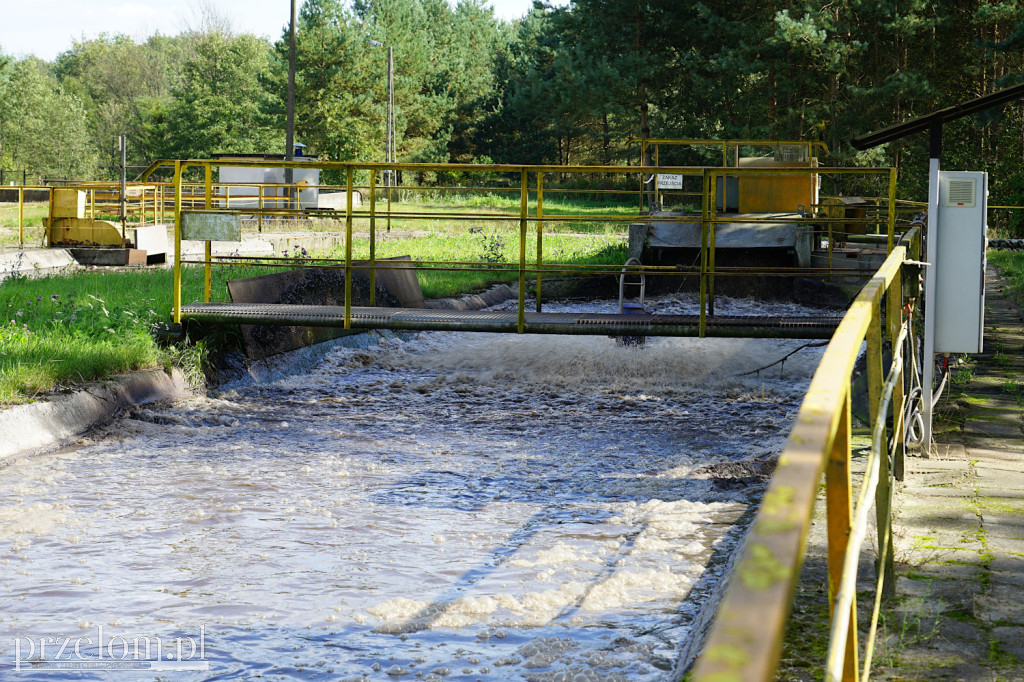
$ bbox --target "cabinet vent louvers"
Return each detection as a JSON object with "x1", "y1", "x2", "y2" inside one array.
[{"x1": 946, "y1": 178, "x2": 976, "y2": 207}]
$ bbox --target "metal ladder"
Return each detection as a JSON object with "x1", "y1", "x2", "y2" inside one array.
[{"x1": 618, "y1": 257, "x2": 646, "y2": 314}]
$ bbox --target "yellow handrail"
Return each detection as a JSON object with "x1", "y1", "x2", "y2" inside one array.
[{"x1": 692, "y1": 229, "x2": 920, "y2": 682}]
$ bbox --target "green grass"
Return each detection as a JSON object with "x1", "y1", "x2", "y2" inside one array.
[
  {"x1": 0, "y1": 201, "x2": 48, "y2": 247},
  {"x1": 0, "y1": 195, "x2": 635, "y2": 403},
  {"x1": 330, "y1": 229, "x2": 628, "y2": 298},
  {"x1": 991, "y1": 250, "x2": 1024, "y2": 308},
  {"x1": 264, "y1": 196, "x2": 641, "y2": 238},
  {"x1": 0, "y1": 263, "x2": 273, "y2": 404}
]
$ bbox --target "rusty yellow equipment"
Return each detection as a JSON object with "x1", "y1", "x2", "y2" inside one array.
[
  {"x1": 45, "y1": 188, "x2": 126, "y2": 247},
  {"x1": 733, "y1": 155, "x2": 819, "y2": 213}
]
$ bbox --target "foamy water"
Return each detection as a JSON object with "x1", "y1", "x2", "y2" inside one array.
[{"x1": 0, "y1": 295, "x2": 829, "y2": 680}]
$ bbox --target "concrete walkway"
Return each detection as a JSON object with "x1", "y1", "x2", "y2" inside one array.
[{"x1": 873, "y1": 266, "x2": 1024, "y2": 680}]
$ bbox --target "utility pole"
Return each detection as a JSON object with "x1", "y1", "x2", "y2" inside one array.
[
  {"x1": 370, "y1": 39, "x2": 395, "y2": 231},
  {"x1": 387, "y1": 44, "x2": 394, "y2": 230},
  {"x1": 285, "y1": 0, "x2": 296, "y2": 208}
]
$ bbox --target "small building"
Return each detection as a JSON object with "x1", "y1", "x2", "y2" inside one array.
[{"x1": 214, "y1": 148, "x2": 320, "y2": 210}]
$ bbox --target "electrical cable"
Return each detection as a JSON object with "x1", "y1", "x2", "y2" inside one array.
[
  {"x1": 931, "y1": 364, "x2": 951, "y2": 410},
  {"x1": 902, "y1": 301, "x2": 926, "y2": 448},
  {"x1": 737, "y1": 341, "x2": 829, "y2": 378}
]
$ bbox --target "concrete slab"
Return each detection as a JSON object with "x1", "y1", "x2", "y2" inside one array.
[
  {"x1": 964, "y1": 418, "x2": 1023, "y2": 439},
  {"x1": 991, "y1": 626, "x2": 1024, "y2": 662},
  {"x1": 967, "y1": 447, "x2": 1024, "y2": 465},
  {"x1": 70, "y1": 247, "x2": 147, "y2": 266},
  {"x1": 0, "y1": 248, "x2": 76, "y2": 282},
  {"x1": 643, "y1": 212, "x2": 810, "y2": 249},
  {"x1": 974, "y1": 590, "x2": 1024, "y2": 624}
]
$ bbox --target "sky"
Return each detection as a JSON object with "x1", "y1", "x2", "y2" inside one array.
[{"x1": 0, "y1": 0, "x2": 566, "y2": 62}]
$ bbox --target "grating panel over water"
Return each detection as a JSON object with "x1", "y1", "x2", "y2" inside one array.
[{"x1": 181, "y1": 303, "x2": 841, "y2": 339}]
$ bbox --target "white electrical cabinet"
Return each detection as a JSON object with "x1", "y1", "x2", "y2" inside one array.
[{"x1": 933, "y1": 170, "x2": 987, "y2": 354}]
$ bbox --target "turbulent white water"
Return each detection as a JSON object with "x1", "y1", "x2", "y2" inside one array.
[{"x1": 0, "y1": 295, "x2": 829, "y2": 680}]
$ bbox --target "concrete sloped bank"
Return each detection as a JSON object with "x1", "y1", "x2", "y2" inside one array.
[{"x1": 0, "y1": 368, "x2": 192, "y2": 462}]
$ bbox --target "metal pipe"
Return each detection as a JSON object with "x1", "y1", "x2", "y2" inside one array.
[
  {"x1": 922, "y1": 157, "x2": 940, "y2": 450},
  {"x1": 18, "y1": 186, "x2": 23, "y2": 249},
  {"x1": 344, "y1": 167, "x2": 353, "y2": 329},
  {"x1": 369, "y1": 170, "x2": 377, "y2": 306},
  {"x1": 173, "y1": 161, "x2": 183, "y2": 324},
  {"x1": 518, "y1": 169, "x2": 527, "y2": 333},
  {"x1": 536, "y1": 172, "x2": 544, "y2": 313}
]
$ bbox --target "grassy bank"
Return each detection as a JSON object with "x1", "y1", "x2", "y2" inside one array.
[
  {"x1": 0, "y1": 263, "x2": 277, "y2": 404},
  {"x1": 1, "y1": 215, "x2": 628, "y2": 403}
]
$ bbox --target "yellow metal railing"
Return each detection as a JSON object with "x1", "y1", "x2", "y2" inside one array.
[
  {"x1": 139, "y1": 159, "x2": 906, "y2": 333},
  {"x1": 692, "y1": 227, "x2": 922, "y2": 682}
]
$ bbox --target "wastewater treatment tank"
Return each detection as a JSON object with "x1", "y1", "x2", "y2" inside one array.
[{"x1": 0, "y1": 295, "x2": 830, "y2": 679}]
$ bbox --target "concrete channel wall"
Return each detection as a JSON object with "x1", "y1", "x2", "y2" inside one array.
[{"x1": 0, "y1": 368, "x2": 191, "y2": 463}]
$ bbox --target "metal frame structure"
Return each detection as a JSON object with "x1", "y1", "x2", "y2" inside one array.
[
  {"x1": 144, "y1": 157, "x2": 919, "y2": 679},
  {"x1": 139, "y1": 158, "x2": 900, "y2": 341}
]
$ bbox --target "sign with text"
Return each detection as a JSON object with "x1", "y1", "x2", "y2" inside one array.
[{"x1": 656, "y1": 174, "x2": 684, "y2": 190}]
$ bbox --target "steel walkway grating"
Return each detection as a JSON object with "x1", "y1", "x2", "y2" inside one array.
[{"x1": 180, "y1": 303, "x2": 842, "y2": 339}]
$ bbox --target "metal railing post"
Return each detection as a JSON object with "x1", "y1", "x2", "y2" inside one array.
[
  {"x1": 887, "y1": 168, "x2": 897, "y2": 253},
  {"x1": 888, "y1": 275, "x2": 906, "y2": 482},
  {"x1": 638, "y1": 140, "x2": 647, "y2": 211},
  {"x1": 699, "y1": 168, "x2": 710, "y2": 337},
  {"x1": 654, "y1": 145, "x2": 660, "y2": 207},
  {"x1": 828, "y1": 219, "x2": 834, "y2": 274},
  {"x1": 344, "y1": 166, "x2": 353, "y2": 330},
  {"x1": 204, "y1": 165, "x2": 213, "y2": 302},
  {"x1": 17, "y1": 186, "x2": 24, "y2": 249},
  {"x1": 518, "y1": 168, "x2": 528, "y2": 333},
  {"x1": 258, "y1": 185, "x2": 264, "y2": 233},
  {"x1": 173, "y1": 161, "x2": 183, "y2": 324},
  {"x1": 536, "y1": 172, "x2": 544, "y2": 313},
  {"x1": 826, "y1": 387, "x2": 859, "y2": 682},
  {"x1": 369, "y1": 170, "x2": 377, "y2": 307},
  {"x1": 708, "y1": 168, "x2": 718, "y2": 317}
]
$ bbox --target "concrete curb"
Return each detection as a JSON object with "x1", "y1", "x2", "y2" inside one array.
[{"x1": 0, "y1": 368, "x2": 192, "y2": 463}]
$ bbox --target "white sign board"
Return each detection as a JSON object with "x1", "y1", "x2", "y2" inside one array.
[{"x1": 656, "y1": 173, "x2": 683, "y2": 190}]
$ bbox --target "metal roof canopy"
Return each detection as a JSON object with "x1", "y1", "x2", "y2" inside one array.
[{"x1": 850, "y1": 81, "x2": 1024, "y2": 158}]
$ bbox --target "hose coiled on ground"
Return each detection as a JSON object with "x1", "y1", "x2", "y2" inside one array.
[{"x1": 988, "y1": 238, "x2": 1024, "y2": 250}]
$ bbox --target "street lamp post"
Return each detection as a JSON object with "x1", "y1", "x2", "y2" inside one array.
[
  {"x1": 286, "y1": 0, "x2": 297, "y2": 210},
  {"x1": 369, "y1": 39, "x2": 395, "y2": 232}
]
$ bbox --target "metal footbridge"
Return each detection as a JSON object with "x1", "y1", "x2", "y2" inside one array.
[
  {"x1": 148, "y1": 156, "x2": 906, "y2": 341},
  {"x1": 179, "y1": 303, "x2": 843, "y2": 339}
]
